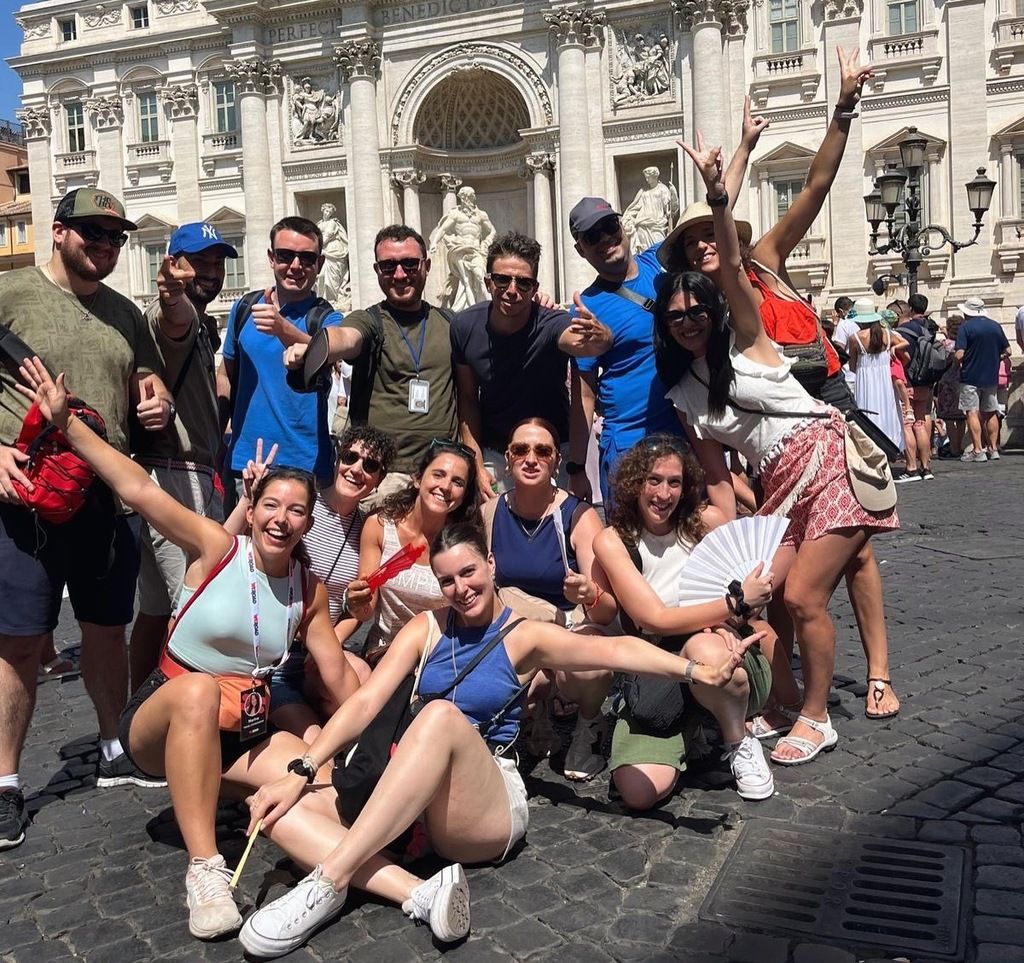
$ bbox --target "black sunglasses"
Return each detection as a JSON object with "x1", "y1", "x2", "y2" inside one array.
[
  {"x1": 337, "y1": 448, "x2": 383, "y2": 475},
  {"x1": 375, "y1": 257, "x2": 424, "y2": 276},
  {"x1": 70, "y1": 222, "x2": 128, "y2": 248},
  {"x1": 664, "y1": 305, "x2": 711, "y2": 328},
  {"x1": 272, "y1": 248, "x2": 319, "y2": 267},
  {"x1": 488, "y1": 273, "x2": 539, "y2": 294},
  {"x1": 579, "y1": 216, "x2": 621, "y2": 246},
  {"x1": 429, "y1": 437, "x2": 475, "y2": 461}
]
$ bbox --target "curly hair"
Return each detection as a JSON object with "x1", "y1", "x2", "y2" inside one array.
[
  {"x1": 377, "y1": 440, "x2": 482, "y2": 528},
  {"x1": 608, "y1": 435, "x2": 706, "y2": 548},
  {"x1": 333, "y1": 425, "x2": 397, "y2": 477}
]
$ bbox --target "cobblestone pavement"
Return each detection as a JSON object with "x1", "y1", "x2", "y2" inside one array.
[{"x1": 3, "y1": 454, "x2": 1024, "y2": 963}]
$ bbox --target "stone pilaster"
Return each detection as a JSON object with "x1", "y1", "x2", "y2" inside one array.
[
  {"x1": 159, "y1": 84, "x2": 201, "y2": 222},
  {"x1": 85, "y1": 95, "x2": 129, "y2": 289},
  {"x1": 17, "y1": 106, "x2": 55, "y2": 264},
  {"x1": 225, "y1": 57, "x2": 281, "y2": 273},
  {"x1": 334, "y1": 38, "x2": 385, "y2": 307},
  {"x1": 392, "y1": 169, "x2": 426, "y2": 234},
  {"x1": 525, "y1": 152, "x2": 557, "y2": 295},
  {"x1": 583, "y1": 32, "x2": 606, "y2": 198},
  {"x1": 545, "y1": 5, "x2": 605, "y2": 299}
]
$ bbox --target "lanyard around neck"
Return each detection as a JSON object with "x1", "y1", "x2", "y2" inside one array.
[
  {"x1": 396, "y1": 312, "x2": 428, "y2": 375},
  {"x1": 245, "y1": 537, "x2": 300, "y2": 678}
]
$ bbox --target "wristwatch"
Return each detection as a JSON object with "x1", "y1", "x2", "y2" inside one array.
[
  {"x1": 706, "y1": 190, "x2": 729, "y2": 208},
  {"x1": 565, "y1": 461, "x2": 587, "y2": 475},
  {"x1": 286, "y1": 756, "x2": 317, "y2": 783}
]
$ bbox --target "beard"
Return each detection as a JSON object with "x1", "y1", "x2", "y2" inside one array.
[
  {"x1": 58, "y1": 240, "x2": 116, "y2": 283},
  {"x1": 185, "y1": 278, "x2": 222, "y2": 309}
]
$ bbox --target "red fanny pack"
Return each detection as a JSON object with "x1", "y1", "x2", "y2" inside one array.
[{"x1": 11, "y1": 400, "x2": 107, "y2": 524}]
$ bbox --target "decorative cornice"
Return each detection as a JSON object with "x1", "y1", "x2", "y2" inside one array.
[
  {"x1": 16, "y1": 106, "x2": 51, "y2": 138},
  {"x1": 156, "y1": 0, "x2": 200, "y2": 14},
  {"x1": 759, "y1": 103, "x2": 829, "y2": 122},
  {"x1": 988, "y1": 77, "x2": 1024, "y2": 95},
  {"x1": 84, "y1": 6, "x2": 122, "y2": 29},
  {"x1": 158, "y1": 83, "x2": 199, "y2": 117},
  {"x1": 823, "y1": 0, "x2": 864, "y2": 20},
  {"x1": 544, "y1": 6, "x2": 606, "y2": 48},
  {"x1": 281, "y1": 158, "x2": 347, "y2": 181},
  {"x1": 601, "y1": 112, "x2": 685, "y2": 144},
  {"x1": 860, "y1": 88, "x2": 948, "y2": 110},
  {"x1": 224, "y1": 57, "x2": 281, "y2": 94},
  {"x1": 84, "y1": 96, "x2": 124, "y2": 128},
  {"x1": 333, "y1": 38, "x2": 382, "y2": 82},
  {"x1": 200, "y1": 174, "x2": 242, "y2": 192}
]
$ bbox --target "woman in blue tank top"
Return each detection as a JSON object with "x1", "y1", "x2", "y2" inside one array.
[
  {"x1": 243, "y1": 522, "x2": 765, "y2": 959},
  {"x1": 17, "y1": 360, "x2": 362, "y2": 944}
]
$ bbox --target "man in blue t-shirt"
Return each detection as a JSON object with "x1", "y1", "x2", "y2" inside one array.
[
  {"x1": 451, "y1": 231, "x2": 611, "y2": 499},
  {"x1": 218, "y1": 216, "x2": 341, "y2": 486},
  {"x1": 567, "y1": 197, "x2": 683, "y2": 503},
  {"x1": 954, "y1": 296, "x2": 1011, "y2": 462}
]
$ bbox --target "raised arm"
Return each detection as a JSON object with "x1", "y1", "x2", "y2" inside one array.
[
  {"x1": 753, "y1": 47, "x2": 873, "y2": 273},
  {"x1": 724, "y1": 96, "x2": 770, "y2": 206},
  {"x1": 567, "y1": 362, "x2": 597, "y2": 502}
]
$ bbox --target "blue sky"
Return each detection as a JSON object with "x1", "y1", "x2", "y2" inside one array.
[{"x1": 0, "y1": 0, "x2": 24, "y2": 123}]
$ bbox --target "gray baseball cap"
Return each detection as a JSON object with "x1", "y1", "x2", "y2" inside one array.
[{"x1": 569, "y1": 197, "x2": 620, "y2": 239}]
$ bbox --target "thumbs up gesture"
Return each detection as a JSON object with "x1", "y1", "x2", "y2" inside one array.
[
  {"x1": 252, "y1": 287, "x2": 292, "y2": 344},
  {"x1": 136, "y1": 375, "x2": 174, "y2": 431}
]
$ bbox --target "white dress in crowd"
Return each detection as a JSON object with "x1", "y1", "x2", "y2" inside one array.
[{"x1": 851, "y1": 328, "x2": 904, "y2": 453}]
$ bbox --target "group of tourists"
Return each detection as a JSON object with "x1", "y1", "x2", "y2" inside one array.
[{"x1": 0, "y1": 46, "x2": 926, "y2": 957}]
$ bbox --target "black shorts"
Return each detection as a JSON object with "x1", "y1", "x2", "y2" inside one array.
[
  {"x1": 119, "y1": 668, "x2": 273, "y2": 778},
  {"x1": 0, "y1": 487, "x2": 142, "y2": 636}
]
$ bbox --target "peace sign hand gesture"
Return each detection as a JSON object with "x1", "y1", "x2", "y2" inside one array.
[{"x1": 836, "y1": 45, "x2": 874, "y2": 110}]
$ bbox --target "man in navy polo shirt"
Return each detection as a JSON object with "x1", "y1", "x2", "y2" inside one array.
[
  {"x1": 955, "y1": 296, "x2": 1011, "y2": 462},
  {"x1": 218, "y1": 217, "x2": 342, "y2": 487}
]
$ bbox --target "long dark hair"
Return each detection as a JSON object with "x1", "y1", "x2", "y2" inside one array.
[
  {"x1": 652, "y1": 271, "x2": 734, "y2": 418},
  {"x1": 251, "y1": 467, "x2": 316, "y2": 567},
  {"x1": 378, "y1": 440, "x2": 482, "y2": 527}
]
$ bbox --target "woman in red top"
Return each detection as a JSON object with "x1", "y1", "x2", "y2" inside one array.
[{"x1": 658, "y1": 47, "x2": 901, "y2": 728}]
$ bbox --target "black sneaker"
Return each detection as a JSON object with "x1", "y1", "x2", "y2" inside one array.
[
  {"x1": 96, "y1": 752, "x2": 167, "y2": 789},
  {"x1": 920, "y1": 468, "x2": 935, "y2": 481},
  {"x1": 0, "y1": 787, "x2": 28, "y2": 850}
]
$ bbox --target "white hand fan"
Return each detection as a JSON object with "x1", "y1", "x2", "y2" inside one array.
[
  {"x1": 678, "y1": 515, "x2": 790, "y2": 606},
  {"x1": 551, "y1": 505, "x2": 570, "y2": 574}
]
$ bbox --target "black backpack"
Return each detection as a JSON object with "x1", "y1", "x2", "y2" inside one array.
[{"x1": 904, "y1": 325, "x2": 951, "y2": 387}]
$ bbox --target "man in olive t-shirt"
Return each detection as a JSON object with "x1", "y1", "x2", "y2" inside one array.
[{"x1": 284, "y1": 224, "x2": 457, "y2": 492}]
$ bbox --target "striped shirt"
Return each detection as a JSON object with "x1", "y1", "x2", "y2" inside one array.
[{"x1": 302, "y1": 494, "x2": 364, "y2": 623}]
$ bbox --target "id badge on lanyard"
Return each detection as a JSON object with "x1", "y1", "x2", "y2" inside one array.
[{"x1": 398, "y1": 314, "x2": 430, "y2": 415}]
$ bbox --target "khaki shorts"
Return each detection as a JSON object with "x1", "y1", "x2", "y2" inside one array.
[
  {"x1": 958, "y1": 384, "x2": 998, "y2": 413},
  {"x1": 495, "y1": 752, "x2": 529, "y2": 861},
  {"x1": 609, "y1": 649, "x2": 772, "y2": 772}
]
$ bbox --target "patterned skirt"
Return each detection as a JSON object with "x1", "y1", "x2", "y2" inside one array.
[{"x1": 758, "y1": 412, "x2": 900, "y2": 547}]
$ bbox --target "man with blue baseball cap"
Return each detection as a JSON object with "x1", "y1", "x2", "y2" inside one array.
[{"x1": 128, "y1": 221, "x2": 237, "y2": 689}]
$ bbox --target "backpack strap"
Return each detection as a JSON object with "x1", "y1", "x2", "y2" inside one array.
[
  {"x1": 227, "y1": 290, "x2": 264, "y2": 401},
  {"x1": 689, "y1": 370, "x2": 830, "y2": 420},
  {"x1": 593, "y1": 278, "x2": 655, "y2": 314}
]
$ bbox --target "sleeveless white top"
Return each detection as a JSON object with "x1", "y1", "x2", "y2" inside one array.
[
  {"x1": 637, "y1": 529, "x2": 694, "y2": 606},
  {"x1": 373, "y1": 518, "x2": 445, "y2": 646},
  {"x1": 666, "y1": 336, "x2": 827, "y2": 467}
]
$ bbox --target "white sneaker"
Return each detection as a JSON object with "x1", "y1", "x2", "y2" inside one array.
[
  {"x1": 184, "y1": 854, "x2": 242, "y2": 939},
  {"x1": 402, "y1": 863, "x2": 471, "y2": 943},
  {"x1": 238, "y1": 865, "x2": 346, "y2": 958},
  {"x1": 961, "y1": 449, "x2": 987, "y2": 463},
  {"x1": 724, "y1": 735, "x2": 775, "y2": 801},
  {"x1": 564, "y1": 713, "x2": 607, "y2": 781},
  {"x1": 988, "y1": 449, "x2": 1001, "y2": 460}
]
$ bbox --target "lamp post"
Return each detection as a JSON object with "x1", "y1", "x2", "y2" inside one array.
[{"x1": 863, "y1": 127, "x2": 996, "y2": 296}]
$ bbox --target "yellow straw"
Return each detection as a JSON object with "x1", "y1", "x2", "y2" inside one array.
[{"x1": 230, "y1": 818, "x2": 264, "y2": 889}]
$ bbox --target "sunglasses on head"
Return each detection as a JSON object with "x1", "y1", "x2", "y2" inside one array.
[
  {"x1": 428, "y1": 437, "x2": 475, "y2": 461},
  {"x1": 375, "y1": 257, "x2": 423, "y2": 275},
  {"x1": 272, "y1": 247, "x2": 320, "y2": 267},
  {"x1": 508, "y1": 441, "x2": 556, "y2": 460},
  {"x1": 337, "y1": 449, "x2": 383, "y2": 474},
  {"x1": 70, "y1": 222, "x2": 128, "y2": 248},
  {"x1": 664, "y1": 305, "x2": 712, "y2": 327},
  {"x1": 579, "y1": 216, "x2": 621, "y2": 246},
  {"x1": 488, "y1": 273, "x2": 539, "y2": 294}
]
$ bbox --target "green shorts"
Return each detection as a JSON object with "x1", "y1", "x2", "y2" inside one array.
[{"x1": 609, "y1": 649, "x2": 772, "y2": 773}]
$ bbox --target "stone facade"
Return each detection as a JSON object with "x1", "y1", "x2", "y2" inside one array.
[{"x1": 9, "y1": 0, "x2": 1024, "y2": 328}]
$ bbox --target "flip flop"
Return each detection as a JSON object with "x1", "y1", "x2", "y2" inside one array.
[
  {"x1": 770, "y1": 714, "x2": 838, "y2": 766},
  {"x1": 38, "y1": 656, "x2": 77, "y2": 680},
  {"x1": 865, "y1": 677, "x2": 900, "y2": 720}
]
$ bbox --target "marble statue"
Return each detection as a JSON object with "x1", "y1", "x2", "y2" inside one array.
[
  {"x1": 428, "y1": 186, "x2": 497, "y2": 312},
  {"x1": 612, "y1": 29, "x2": 672, "y2": 105},
  {"x1": 292, "y1": 78, "x2": 339, "y2": 144},
  {"x1": 317, "y1": 203, "x2": 350, "y2": 310},
  {"x1": 621, "y1": 166, "x2": 679, "y2": 254}
]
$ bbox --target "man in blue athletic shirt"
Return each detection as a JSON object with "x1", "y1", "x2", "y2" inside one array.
[{"x1": 566, "y1": 197, "x2": 683, "y2": 504}]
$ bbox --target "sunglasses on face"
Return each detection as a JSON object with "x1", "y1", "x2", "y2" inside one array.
[
  {"x1": 375, "y1": 257, "x2": 423, "y2": 276},
  {"x1": 664, "y1": 305, "x2": 712, "y2": 328},
  {"x1": 488, "y1": 273, "x2": 539, "y2": 295},
  {"x1": 272, "y1": 248, "x2": 320, "y2": 267},
  {"x1": 508, "y1": 441, "x2": 556, "y2": 460},
  {"x1": 337, "y1": 449, "x2": 383, "y2": 474},
  {"x1": 70, "y1": 222, "x2": 128, "y2": 248},
  {"x1": 579, "y1": 216, "x2": 621, "y2": 246}
]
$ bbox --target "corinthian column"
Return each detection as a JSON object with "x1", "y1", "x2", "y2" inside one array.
[
  {"x1": 525, "y1": 152, "x2": 557, "y2": 295},
  {"x1": 440, "y1": 173, "x2": 463, "y2": 213},
  {"x1": 335, "y1": 38, "x2": 385, "y2": 307},
  {"x1": 225, "y1": 57, "x2": 281, "y2": 273},
  {"x1": 159, "y1": 84, "x2": 201, "y2": 223},
  {"x1": 545, "y1": 5, "x2": 605, "y2": 298},
  {"x1": 393, "y1": 169, "x2": 426, "y2": 233},
  {"x1": 16, "y1": 106, "x2": 54, "y2": 264},
  {"x1": 85, "y1": 95, "x2": 129, "y2": 290}
]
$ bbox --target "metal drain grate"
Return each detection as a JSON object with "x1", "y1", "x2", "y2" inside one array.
[{"x1": 699, "y1": 821, "x2": 970, "y2": 960}]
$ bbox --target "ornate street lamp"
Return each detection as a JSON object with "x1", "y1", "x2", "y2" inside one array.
[{"x1": 864, "y1": 127, "x2": 995, "y2": 295}]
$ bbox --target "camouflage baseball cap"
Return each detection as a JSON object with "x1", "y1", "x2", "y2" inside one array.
[{"x1": 54, "y1": 188, "x2": 137, "y2": 231}]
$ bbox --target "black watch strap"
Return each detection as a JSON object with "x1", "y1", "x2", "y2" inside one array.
[{"x1": 287, "y1": 757, "x2": 316, "y2": 783}]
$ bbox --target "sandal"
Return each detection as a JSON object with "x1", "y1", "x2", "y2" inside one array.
[
  {"x1": 865, "y1": 677, "x2": 900, "y2": 720},
  {"x1": 770, "y1": 714, "x2": 838, "y2": 766},
  {"x1": 747, "y1": 704, "x2": 800, "y2": 741},
  {"x1": 38, "y1": 655, "x2": 77, "y2": 680},
  {"x1": 551, "y1": 693, "x2": 578, "y2": 722}
]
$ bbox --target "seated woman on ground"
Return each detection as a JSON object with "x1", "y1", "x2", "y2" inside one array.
[
  {"x1": 591, "y1": 435, "x2": 776, "y2": 809},
  {"x1": 483, "y1": 417, "x2": 616, "y2": 781},
  {"x1": 240, "y1": 522, "x2": 765, "y2": 960},
  {"x1": 16, "y1": 357, "x2": 361, "y2": 944},
  {"x1": 347, "y1": 438, "x2": 482, "y2": 667},
  {"x1": 226, "y1": 427, "x2": 397, "y2": 747}
]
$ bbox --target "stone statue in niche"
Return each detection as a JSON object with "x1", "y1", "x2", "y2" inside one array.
[
  {"x1": 611, "y1": 28, "x2": 672, "y2": 106},
  {"x1": 428, "y1": 186, "x2": 496, "y2": 312},
  {"x1": 292, "y1": 77, "x2": 340, "y2": 144},
  {"x1": 621, "y1": 166, "x2": 679, "y2": 254},
  {"x1": 317, "y1": 203, "x2": 350, "y2": 310}
]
